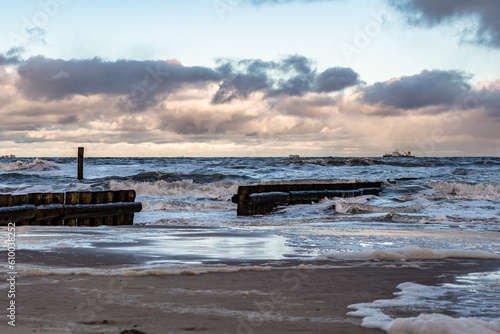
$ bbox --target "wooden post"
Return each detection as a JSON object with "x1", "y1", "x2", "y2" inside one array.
[
  {"x1": 113, "y1": 190, "x2": 125, "y2": 225},
  {"x1": 103, "y1": 191, "x2": 114, "y2": 225},
  {"x1": 64, "y1": 191, "x2": 79, "y2": 226},
  {"x1": 123, "y1": 190, "x2": 136, "y2": 225},
  {"x1": 12, "y1": 194, "x2": 29, "y2": 225},
  {"x1": 0, "y1": 194, "x2": 12, "y2": 207},
  {"x1": 91, "y1": 192, "x2": 104, "y2": 226},
  {"x1": 78, "y1": 147, "x2": 84, "y2": 180},
  {"x1": 78, "y1": 192, "x2": 92, "y2": 226}
]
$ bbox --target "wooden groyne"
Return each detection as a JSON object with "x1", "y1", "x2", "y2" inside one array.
[
  {"x1": 0, "y1": 190, "x2": 141, "y2": 226},
  {"x1": 232, "y1": 182, "x2": 383, "y2": 216}
]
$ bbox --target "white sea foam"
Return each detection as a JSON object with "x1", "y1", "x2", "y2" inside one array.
[
  {"x1": 334, "y1": 202, "x2": 423, "y2": 214},
  {"x1": 140, "y1": 198, "x2": 234, "y2": 212},
  {"x1": 317, "y1": 246, "x2": 500, "y2": 261},
  {"x1": 387, "y1": 314, "x2": 500, "y2": 334},
  {"x1": 15, "y1": 263, "x2": 273, "y2": 276},
  {"x1": 0, "y1": 158, "x2": 56, "y2": 171},
  {"x1": 348, "y1": 281, "x2": 500, "y2": 333},
  {"x1": 110, "y1": 179, "x2": 239, "y2": 201},
  {"x1": 428, "y1": 181, "x2": 500, "y2": 200}
]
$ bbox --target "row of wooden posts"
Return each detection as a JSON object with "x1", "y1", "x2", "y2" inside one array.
[
  {"x1": 232, "y1": 182, "x2": 383, "y2": 216},
  {"x1": 0, "y1": 190, "x2": 141, "y2": 226}
]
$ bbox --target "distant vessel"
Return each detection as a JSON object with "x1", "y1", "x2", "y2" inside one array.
[
  {"x1": 0, "y1": 154, "x2": 15, "y2": 158},
  {"x1": 289, "y1": 154, "x2": 300, "y2": 158},
  {"x1": 383, "y1": 150, "x2": 414, "y2": 158}
]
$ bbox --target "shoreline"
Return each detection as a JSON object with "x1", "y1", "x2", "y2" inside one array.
[{"x1": 2, "y1": 249, "x2": 500, "y2": 333}]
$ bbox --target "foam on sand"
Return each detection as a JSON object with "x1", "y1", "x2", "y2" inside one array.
[
  {"x1": 316, "y1": 246, "x2": 500, "y2": 261},
  {"x1": 13, "y1": 263, "x2": 273, "y2": 276},
  {"x1": 387, "y1": 314, "x2": 500, "y2": 334},
  {"x1": 348, "y1": 281, "x2": 500, "y2": 333}
]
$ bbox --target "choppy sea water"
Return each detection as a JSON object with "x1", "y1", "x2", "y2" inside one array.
[{"x1": 1, "y1": 156, "x2": 500, "y2": 332}]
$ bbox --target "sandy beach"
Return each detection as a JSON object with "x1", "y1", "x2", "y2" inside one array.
[{"x1": 3, "y1": 248, "x2": 500, "y2": 334}]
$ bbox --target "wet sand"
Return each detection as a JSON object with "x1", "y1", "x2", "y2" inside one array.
[{"x1": 3, "y1": 249, "x2": 500, "y2": 334}]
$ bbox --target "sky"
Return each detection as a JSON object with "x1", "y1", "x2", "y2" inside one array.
[{"x1": 1, "y1": 0, "x2": 499, "y2": 157}]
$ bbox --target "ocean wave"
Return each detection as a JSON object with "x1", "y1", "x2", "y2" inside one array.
[
  {"x1": 141, "y1": 198, "x2": 234, "y2": 212},
  {"x1": 109, "y1": 179, "x2": 240, "y2": 200},
  {"x1": 112, "y1": 171, "x2": 252, "y2": 183},
  {"x1": 0, "y1": 158, "x2": 57, "y2": 172},
  {"x1": 277, "y1": 157, "x2": 429, "y2": 168},
  {"x1": 428, "y1": 181, "x2": 500, "y2": 200},
  {"x1": 334, "y1": 203, "x2": 424, "y2": 214}
]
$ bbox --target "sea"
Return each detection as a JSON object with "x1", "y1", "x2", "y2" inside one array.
[{"x1": 1, "y1": 156, "x2": 500, "y2": 333}]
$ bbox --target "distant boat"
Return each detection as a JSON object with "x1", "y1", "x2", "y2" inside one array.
[
  {"x1": 0, "y1": 154, "x2": 15, "y2": 158},
  {"x1": 383, "y1": 150, "x2": 414, "y2": 158},
  {"x1": 289, "y1": 154, "x2": 300, "y2": 158}
]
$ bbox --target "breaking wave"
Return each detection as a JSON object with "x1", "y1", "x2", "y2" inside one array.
[
  {"x1": 120, "y1": 171, "x2": 251, "y2": 183},
  {"x1": 0, "y1": 158, "x2": 57, "y2": 172},
  {"x1": 428, "y1": 181, "x2": 500, "y2": 200},
  {"x1": 109, "y1": 179, "x2": 240, "y2": 201},
  {"x1": 334, "y1": 203, "x2": 424, "y2": 214}
]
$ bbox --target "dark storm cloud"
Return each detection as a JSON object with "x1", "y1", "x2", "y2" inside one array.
[
  {"x1": 315, "y1": 67, "x2": 360, "y2": 93},
  {"x1": 212, "y1": 55, "x2": 359, "y2": 104},
  {"x1": 211, "y1": 70, "x2": 270, "y2": 104},
  {"x1": 360, "y1": 70, "x2": 472, "y2": 110},
  {"x1": 16, "y1": 56, "x2": 222, "y2": 110},
  {"x1": 483, "y1": 90, "x2": 500, "y2": 117},
  {"x1": 13, "y1": 54, "x2": 358, "y2": 109},
  {"x1": 390, "y1": 0, "x2": 500, "y2": 47},
  {"x1": 0, "y1": 47, "x2": 24, "y2": 66}
]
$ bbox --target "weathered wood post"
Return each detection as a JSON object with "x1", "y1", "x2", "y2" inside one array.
[
  {"x1": 103, "y1": 191, "x2": 114, "y2": 225},
  {"x1": 64, "y1": 191, "x2": 78, "y2": 226},
  {"x1": 113, "y1": 190, "x2": 125, "y2": 225},
  {"x1": 78, "y1": 147, "x2": 84, "y2": 180},
  {"x1": 12, "y1": 194, "x2": 30, "y2": 225},
  {"x1": 78, "y1": 191, "x2": 92, "y2": 226},
  {"x1": 91, "y1": 192, "x2": 105, "y2": 226},
  {"x1": 123, "y1": 190, "x2": 136, "y2": 225}
]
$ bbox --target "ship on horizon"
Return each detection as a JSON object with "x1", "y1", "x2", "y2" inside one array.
[
  {"x1": 383, "y1": 150, "x2": 415, "y2": 158},
  {"x1": 0, "y1": 154, "x2": 16, "y2": 158}
]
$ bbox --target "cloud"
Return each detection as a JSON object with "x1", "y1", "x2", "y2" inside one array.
[
  {"x1": 315, "y1": 67, "x2": 360, "y2": 93},
  {"x1": 359, "y1": 70, "x2": 472, "y2": 110},
  {"x1": 0, "y1": 47, "x2": 24, "y2": 66},
  {"x1": 25, "y1": 27, "x2": 47, "y2": 45},
  {"x1": 272, "y1": 94, "x2": 337, "y2": 117},
  {"x1": 12, "y1": 54, "x2": 358, "y2": 110},
  {"x1": 212, "y1": 55, "x2": 359, "y2": 104},
  {"x1": 390, "y1": 0, "x2": 500, "y2": 47},
  {"x1": 16, "y1": 56, "x2": 222, "y2": 111},
  {"x1": 482, "y1": 90, "x2": 500, "y2": 117}
]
